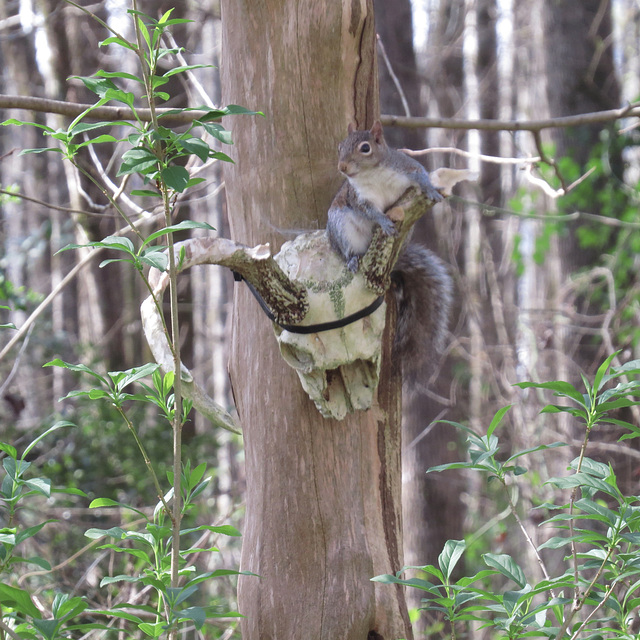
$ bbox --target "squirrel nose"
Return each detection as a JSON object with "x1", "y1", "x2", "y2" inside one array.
[{"x1": 338, "y1": 161, "x2": 348, "y2": 174}]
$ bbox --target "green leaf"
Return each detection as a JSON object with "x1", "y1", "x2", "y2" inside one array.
[
  {"x1": 52, "y1": 486, "x2": 88, "y2": 498},
  {"x1": 0, "y1": 584, "x2": 41, "y2": 618},
  {"x1": 99, "y1": 36, "x2": 137, "y2": 51},
  {"x1": 163, "y1": 64, "x2": 212, "y2": 78},
  {"x1": 84, "y1": 526, "x2": 127, "y2": 540},
  {"x1": 98, "y1": 544, "x2": 151, "y2": 565},
  {"x1": 138, "y1": 622, "x2": 164, "y2": 637},
  {"x1": 99, "y1": 258, "x2": 136, "y2": 268},
  {"x1": 95, "y1": 69, "x2": 143, "y2": 84},
  {"x1": 505, "y1": 441, "x2": 566, "y2": 464},
  {"x1": 32, "y1": 619, "x2": 60, "y2": 640},
  {"x1": 10, "y1": 555, "x2": 52, "y2": 570},
  {"x1": 22, "y1": 421, "x2": 75, "y2": 460},
  {"x1": 0, "y1": 531, "x2": 16, "y2": 545},
  {"x1": 77, "y1": 134, "x2": 118, "y2": 147},
  {"x1": 177, "y1": 136, "x2": 211, "y2": 162},
  {"x1": 2, "y1": 118, "x2": 55, "y2": 133},
  {"x1": 88, "y1": 609, "x2": 144, "y2": 624},
  {"x1": 139, "y1": 250, "x2": 168, "y2": 271},
  {"x1": 487, "y1": 405, "x2": 512, "y2": 437},
  {"x1": 223, "y1": 104, "x2": 264, "y2": 116},
  {"x1": 547, "y1": 472, "x2": 618, "y2": 497},
  {"x1": 593, "y1": 351, "x2": 619, "y2": 391},
  {"x1": 20, "y1": 147, "x2": 64, "y2": 155},
  {"x1": 438, "y1": 539, "x2": 466, "y2": 581},
  {"x1": 180, "y1": 524, "x2": 241, "y2": 537},
  {"x1": 112, "y1": 363, "x2": 160, "y2": 391},
  {"x1": 187, "y1": 462, "x2": 207, "y2": 490},
  {"x1": 176, "y1": 606, "x2": 206, "y2": 629},
  {"x1": 15, "y1": 520, "x2": 56, "y2": 544},
  {"x1": 43, "y1": 359, "x2": 110, "y2": 388},
  {"x1": 89, "y1": 497, "x2": 149, "y2": 521},
  {"x1": 482, "y1": 553, "x2": 526, "y2": 588},
  {"x1": 118, "y1": 148, "x2": 159, "y2": 176},
  {"x1": 131, "y1": 189, "x2": 161, "y2": 197},
  {"x1": 514, "y1": 380, "x2": 586, "y2": 406},
  {"x1": 100, "y1": 574, "x2": 143, "y2": 587},
  {"x1": 136, "y1": 16, "x2": 152, "y2": 52},
  {"x1": 141, "y1": 220, "x2": 215, "y2": 247},
  {"x1": 576, "y1": 457, "x2": 610, "y2": 478},
  {"x1": 103, "y1": 88, "x2": 135, "y2": 108},
  {"x1": 198, "y1": 121, "x2": 233, "y2": 145},
  {"x1": 370, "y1": 574, "x2": 439, "y2": 594},
  {"x1": 53, "y1": 594, "x2": 88, "y2": 621},
  {"x1": 574, "y1": 498, "x2": 617, "y2": 525},
  {"x1": 161, "y1": 165, "x2": 190, "y2": 192},
  {"x1": 0, "y1": 442, "x2": 17, "y2": 459},
  {"x1": 209, "y1": 150, "x2": 234, "y2": 163},
  {"x1": 73, "y1": 75, "x2": 119, "y2": 98}
]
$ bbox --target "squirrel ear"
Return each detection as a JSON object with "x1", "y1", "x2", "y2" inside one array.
[
  {"x1": 347, "y1": 122, "x2": 356, "y2": 134},
  {"x1": 370, "y1": 120, "x2": 384, "y2": 143}
]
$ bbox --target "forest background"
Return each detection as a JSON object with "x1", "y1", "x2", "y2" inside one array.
[{"x1": 1, "y1": 0, "x2": 640, "y2": 638}]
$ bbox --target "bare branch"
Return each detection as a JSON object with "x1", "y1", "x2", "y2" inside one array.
[
  {"x1": 3, "y1": 93, "x2": 639, "y2": 132},
  {"x1": 381, "y1": 102, "x2": 640, "y2": 131},
  {"x1": 0, "y1": 94, "x2": 210, "y2": 125}
]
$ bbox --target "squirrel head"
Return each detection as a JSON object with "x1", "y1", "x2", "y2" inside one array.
[{"x1": 337, "y1": 121, "x2": 388, "y2": 177}]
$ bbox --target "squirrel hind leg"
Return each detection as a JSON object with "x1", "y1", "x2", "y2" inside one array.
[{"x1": 346, "y1": 255, "x2": 360, "y2": 272}]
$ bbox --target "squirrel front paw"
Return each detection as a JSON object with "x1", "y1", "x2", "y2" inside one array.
[
  {"x1": 378, "y1": 217, "x2": 398, "y2": 237},
  {"x1": 424, "y1": 184, "x2": 444, "y2": 203}
]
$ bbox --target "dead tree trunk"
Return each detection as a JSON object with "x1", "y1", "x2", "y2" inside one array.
[{"x1": 219, "y1": 1, "x2": 412, "y2": 639}]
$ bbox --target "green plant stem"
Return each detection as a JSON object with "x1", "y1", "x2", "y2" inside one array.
[
  {"x1": 558, "y1": 401, "x2": 600, "y2": 639},
  {"x1": 0, "y1": 618, "x2": 24, "y2": 640},
  {"x1": 556, "y1": 545, "x2": 616, "y2": 640},
  {"x1": 569, "y1": 419, "x2": 595, "y2": 604},
  {"x1": 132, "y1": 1, "x2": 183, "y2": 603},
  {"x1": 568, "y1": 581, "x2": 616, "y2": 640},
  {"x1": 115, "y1": 406, "x2": 173, "y2": 524}
]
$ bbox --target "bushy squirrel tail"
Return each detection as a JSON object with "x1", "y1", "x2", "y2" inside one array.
[{"x1": 391, "y1": 244, "x2": 453, "y2": 386}]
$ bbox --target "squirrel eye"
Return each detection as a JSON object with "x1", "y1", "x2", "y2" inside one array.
[{"x1": 358, "y1": 142, "x2": 371, "y2": 154}]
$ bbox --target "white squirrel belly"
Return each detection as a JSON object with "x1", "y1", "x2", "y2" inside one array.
[
  {"x1": 342, "y1": 209, "x2": 375, "y2": 255},
  {"x1": 352, "y1": 165, "x2": 413, "y2": 211}
]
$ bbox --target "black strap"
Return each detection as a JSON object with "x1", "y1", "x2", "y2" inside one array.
[{"x1": 233, "y1": 272, "x2": 385, "y2": 334}]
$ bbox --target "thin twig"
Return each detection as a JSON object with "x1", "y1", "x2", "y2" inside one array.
[
  {"x1": 404, "y1": 147, "x2": 541, "y2": 165},
  {"x1": 503, "y1": 480, "x2": 554, "y2": 589},
  {"x1": 376, "y1": 35, "x2": 411, "y2": 117},
  {"x1": 533, "y1": 130, "x2": 567, "y2": 192},
  {"x1": 0, "y1": 188, "x2": 119, "y2": 218},
  {"x1": 0, "y1": 324, "x2": 34, "y2": 395}
]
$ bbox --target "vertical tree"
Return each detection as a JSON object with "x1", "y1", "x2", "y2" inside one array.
[
  {"x1": 219, "y1": 1, "x2": 413, "y2": 638},
  {"x1": 375, "y1": 2, "x2": 464, "y2": 617}
]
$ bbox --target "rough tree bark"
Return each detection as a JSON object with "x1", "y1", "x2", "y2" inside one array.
[{"x1": 219, "y1": 1, "x2": 412, "y2": 639}]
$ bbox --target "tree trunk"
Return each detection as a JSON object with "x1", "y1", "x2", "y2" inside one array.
[
  {"x1": 375, "y1": 3, "x2": 464, "y2": 627},
  {"x1": 220, "y1": 1, "x2": 412, "y2": 638},
  {"x1": 477, "y1": 0, "x2": 501, "y2": 205}
]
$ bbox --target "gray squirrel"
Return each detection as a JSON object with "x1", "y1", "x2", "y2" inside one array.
[{"x1": 327, "y1": 121, "x2": 453, "y2": 382}]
